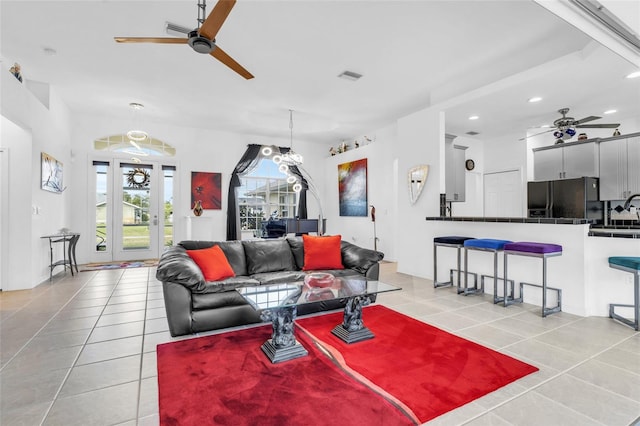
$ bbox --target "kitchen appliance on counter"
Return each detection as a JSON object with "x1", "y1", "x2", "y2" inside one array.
[{"x1": 527, "y1": 177, "x2": 603, "y2": 220}]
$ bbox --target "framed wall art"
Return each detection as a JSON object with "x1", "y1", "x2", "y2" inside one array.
[
  {"x1": 191, "y1": 171, "x2": 222, "y2": 210},
  {"x1": 41, "y1": 152, "x2": 64, "y2": 193},
  {"x1": 338, "y1": 158, "x2": 368, "y2": 217}
]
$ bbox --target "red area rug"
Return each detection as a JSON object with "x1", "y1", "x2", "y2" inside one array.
[
  {"x1": 157, "y1": 305, "x2": 538, "y2": 425},
  {"x1": 297, "y1": 305, "x2": 539, "y2": 423}
]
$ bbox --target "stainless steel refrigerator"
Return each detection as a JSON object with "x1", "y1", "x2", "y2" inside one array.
[{"x1": 527, "y1": 177, "x2": 603, "y2": 220}]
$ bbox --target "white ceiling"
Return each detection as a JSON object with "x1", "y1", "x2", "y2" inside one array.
[{"x1": 1, "y1": 0, "x2": 639, "y2": 144}]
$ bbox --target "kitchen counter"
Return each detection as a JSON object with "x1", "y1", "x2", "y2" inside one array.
[
  {"x1": 425, "y1": 217, "x2": 640, "y2": 238},
  {"x1": 425, "y1": 216, "x2": 596, "y2": 225},
  {"x1": 420, "y1": 218, "x2": 639, "y2": 317}
]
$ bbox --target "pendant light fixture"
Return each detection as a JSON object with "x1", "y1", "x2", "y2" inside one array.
[{"x1": 127, "y1": 102, "x2": 148, "y2": 142}]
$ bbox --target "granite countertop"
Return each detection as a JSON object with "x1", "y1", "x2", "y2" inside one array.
[
  {"x1": 424, "y1": 217, "x2": 640, "y2": 238},
  {"x1": 588, "y1": 224, "x2": 640, "y2": 239},
  {"x1": 425, "y1": 217, "x2": 596, "y2": 225}
]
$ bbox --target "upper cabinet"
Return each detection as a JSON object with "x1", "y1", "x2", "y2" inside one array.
[
  {"x1": 598, "y1": 133, "x2": 640, "y2": 201},
  {"x1": 533, "y1": 140, "x2": 599, "y2": 181},
  {"x1": 445, "y1": 134, "x2": 466, "y2": 202}
]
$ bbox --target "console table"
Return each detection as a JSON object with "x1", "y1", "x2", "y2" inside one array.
[{"x1": 41, "y1": 233, "x2": 80, "y2": 281}]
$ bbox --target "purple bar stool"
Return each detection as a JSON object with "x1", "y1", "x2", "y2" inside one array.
[
  {"x1": 433, "y1": 236, "x2": 476, "y2": 289},
  {"x1": 503, "y1": 242, "x2": 563, "y2": 317}
]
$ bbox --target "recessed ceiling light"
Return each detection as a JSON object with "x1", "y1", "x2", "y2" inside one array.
[
  {"x1": 604, "y1": 109, "x2": 617, "y2": 115},
  {"x1": 625, "y1": 71, "x2": 640, "y2": 79},
  {"x1": 468, "y1": 115, "x2": 479, "y2": 120},
  {"x1": 528, "y1": 97, "x2": 542, "y2": 103}
]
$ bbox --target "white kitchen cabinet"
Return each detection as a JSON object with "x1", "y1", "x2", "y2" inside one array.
[
  {"x1": 445, "y1": 135, "x2": 466, "y2": 202},
  {"x1": 533, "y1": 141, "x2": 599, "y2": 181},
  {"x1": 599, "y1": 133, "x2": 640, "y2": 200}
]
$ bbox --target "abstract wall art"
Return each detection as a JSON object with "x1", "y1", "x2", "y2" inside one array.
[
  {"x1": 338, "y1": 158, "x2": 368, "y2": 216},
  {"x1": 41, "y1": 152, "x2": 64, "y2": 193},
  {"x1": 191, "y1": 171, "x2": 222, "y2": 210}
]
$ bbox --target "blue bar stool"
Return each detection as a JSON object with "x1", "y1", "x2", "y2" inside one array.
[
  {"x1": 433, "y1": 236, "x2": 476, "y2": 289},
  {"x1": 504, "y1": 242, "x2": 563, "y2": 317},
  {"x1": 463, "y1": 239, "x2": 512, "y2": 296},
  {"x1": 608, "y1": 257, "x2": 640, "y2": 331}
]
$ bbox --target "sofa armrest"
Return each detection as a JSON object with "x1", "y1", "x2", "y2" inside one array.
[
  {"x1": 156, "y1": 246, "x2": 206, "y2": 292},
  {"x1": 340, "y1": 241, "x2": 384, "y2": 276},
  {"x1": 162, "y1": 282, "x2": 193, "y2": 337}
]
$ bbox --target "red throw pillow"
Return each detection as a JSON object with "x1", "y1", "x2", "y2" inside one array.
[
  {"x1": 302, "y1": 235, "x2": 344, "y2": 271},
  {"x1": 186, "y1": 245, "x2": 236, "y2": 282}
]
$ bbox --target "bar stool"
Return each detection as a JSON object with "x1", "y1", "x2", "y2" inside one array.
[
  {"x1": 608, "y1": 257, "x2": 640, "y2": 331},
  {"x1": 463, "y1": 239, "x2": 512, "y2": 296},
  {"x1": 503, "y1": 242, "x2": 563, "y2": 317},
  {"x1": 433, "y1": 236, "x2": 476, "y2": 289}
]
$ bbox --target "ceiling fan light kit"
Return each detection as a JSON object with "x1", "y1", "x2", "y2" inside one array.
[{"x1": 115, "y1": 0, "x2": 254, "y2": 79}]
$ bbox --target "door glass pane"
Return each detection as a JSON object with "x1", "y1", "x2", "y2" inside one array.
[
  {"x1": 163, "y1": 167, "x2": 174, "y2": 247},
  {"x1": 121, "y1": 165, "x2": 151, "y2": 250},
  {"x1": 94, "y1": 163, "x2": 108, "y2": 252}
]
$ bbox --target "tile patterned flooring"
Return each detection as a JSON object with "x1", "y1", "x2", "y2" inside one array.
[{"x1": 1, "y1": 263, "x2": 639, "y2": 425}]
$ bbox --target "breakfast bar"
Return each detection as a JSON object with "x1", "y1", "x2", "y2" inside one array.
[{"x1": 425, "y1": 217, "x2": 640, "y2": 317}]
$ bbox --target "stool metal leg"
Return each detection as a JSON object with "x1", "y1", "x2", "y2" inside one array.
[
  {"x1": 609, "y1": 268, "x2": 640, "y2": 331},
  {"x1": 498, "y1": 252, "x2": 520, "y2": 306},
  {"x1": 460, "y1": 248, "x2": 482, "y2": 295},
  {"x1": 520, "y1": 255, "x2": 562, "y2": 317}
]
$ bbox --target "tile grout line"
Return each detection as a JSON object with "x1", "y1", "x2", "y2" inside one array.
[
  {"x1": 459, "y1": 331, "x2": 640, "y2": 426},
  {"x1": 0, "y1": 274, "x2": 99, "y2": 374},
  {"x1": 135, "y1": 268, "x2": 152, "y2": 426},
  {"x1": 38, "y1": 270, "x2": 126, "y2": 426}
]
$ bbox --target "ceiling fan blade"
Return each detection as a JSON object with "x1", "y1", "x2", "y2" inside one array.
[
  {"x1": 114, "y1": 37, "x2": 188, "y2": 44},
  {"x1": 211, "y1": 44, "x2": 254, "y2": 79},
  {"x1": 576, "y1": 123, "x2": 620, "y2": 128},
  {"x1": 518, "y1": 128, "x2": 554, "y2": 141},
  {"x1": 199, "y1": 0, "x2": 236, "y2": 40},
  {"x1": 573, "y1": 115, "x2": 601, "y2": 125}
]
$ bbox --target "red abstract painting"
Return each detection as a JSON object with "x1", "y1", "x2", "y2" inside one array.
[{"x1": 191, "y1": 172, "x2": 222, "y2": 210}]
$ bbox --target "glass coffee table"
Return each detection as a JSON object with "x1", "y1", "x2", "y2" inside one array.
[{"x1": 237, "y1": 276, "x2": 400, "y2": 363}]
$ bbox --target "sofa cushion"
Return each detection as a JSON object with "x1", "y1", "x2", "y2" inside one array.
[
  {"x1": 179, "y1": 240, "x2": 248, "y2": 276},
  {"x1": 251, "y1": 270, "x2": 307, "y2": 285},
  {"x1": 302, "y1": 235, "x2": 344, "y2": 271},
  {"x1": 287, "y1": 236, "x2": 305, "y2": 270},
  {"x1": 242, "y1": 239, "x2": 296, "y2": 274},
  {"x1": 186, "y1": 245, "x2": 236, "y2": 282},
  {"x1": 340, "y1": 240, "x2": 384, "y2": 275}
]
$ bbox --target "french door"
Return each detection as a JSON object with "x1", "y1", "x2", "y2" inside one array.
[{"x1": 91, "y1": 158, "x2": 175, "y2": 263}]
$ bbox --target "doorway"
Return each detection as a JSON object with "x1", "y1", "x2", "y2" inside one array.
[
  {"x1": 90, "y1": 159, "x2": 174, "y2": 263},
  {"x1": 484, "y1": 169, "x2": 523, "y2": 217}
]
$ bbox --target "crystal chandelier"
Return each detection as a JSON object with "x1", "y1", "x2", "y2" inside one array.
[
  {"x1": 261, "y1": 109, "x2": 305, "y2": 192},
  {"x1": 126, "y1": 102, "x2": 148, "y2": 142}
]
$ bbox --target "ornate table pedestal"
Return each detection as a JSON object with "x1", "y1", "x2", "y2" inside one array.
[
  {"x1": 260, "y1": 306, "x2": 308, "y2": 363},
  {"x1": 331, "y1": 295, "x2": 375, "y2": 343}
]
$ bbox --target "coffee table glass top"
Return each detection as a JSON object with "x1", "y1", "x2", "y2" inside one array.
[{"x1": 237, "y1": 277, "x2": 399, "y2": 311}]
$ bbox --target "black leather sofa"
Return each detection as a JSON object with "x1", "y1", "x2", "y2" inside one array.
[{"x1": 156, "y1": 236, "x2": 384, "y2": 337}]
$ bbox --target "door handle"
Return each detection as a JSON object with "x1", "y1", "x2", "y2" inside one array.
[{"x1": 153, "y1": 215, "x2": 158, "y2": 226}]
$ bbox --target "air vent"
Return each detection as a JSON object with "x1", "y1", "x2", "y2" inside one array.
[
  {"x1": 466, "y1": 131, "x2": 480, "y2": 136},
  {"x1": 338, "y1": 71, "x2": 363, "y2": 81}
]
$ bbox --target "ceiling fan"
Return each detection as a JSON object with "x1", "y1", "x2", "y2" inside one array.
[
  {"x1": 114, "y1": 0, "x2": 253, "y2": 80},
  {"x1": 523, "y1": 108, "x2": 620, "y2": 141}
]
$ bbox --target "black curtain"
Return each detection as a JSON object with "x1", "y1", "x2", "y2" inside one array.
[
  {"x1": 281, "y1": 147, "x2": 308, "y2": 219},
  {"x1": 226, "y1": 144, "x2": 262, "y2": 240}
]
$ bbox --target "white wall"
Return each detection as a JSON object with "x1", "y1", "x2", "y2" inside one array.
[
  {"x1": 1, "y1": 70, "x2": 72, "y2": 288},
  {"x1": 69, "y1": 113, "x2": 328, "y2": 265},
  {"x1": 323, "y1": 124, "x2": 397, "y2": 259}
]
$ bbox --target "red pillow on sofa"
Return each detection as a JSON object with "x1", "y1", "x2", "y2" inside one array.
[
  {"x1": 186, "y1": 245, "x2": 236, "y2": 282},
  {"x1": 302, "y1": 235, "x2": 344, "y2": 271}
]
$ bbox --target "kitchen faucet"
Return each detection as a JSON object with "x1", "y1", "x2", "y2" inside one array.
[{"x1": 623, "y1": 193, "x2": 640, "y2": 211}]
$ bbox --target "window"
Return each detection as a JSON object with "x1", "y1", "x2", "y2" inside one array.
[{"x1": 239, "y1": 159, "x2": 298, "y2": 239}]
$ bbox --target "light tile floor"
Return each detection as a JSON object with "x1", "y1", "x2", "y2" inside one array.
[{"x1": 1, "y1": 263, "x2": 639, "y2": 425}]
